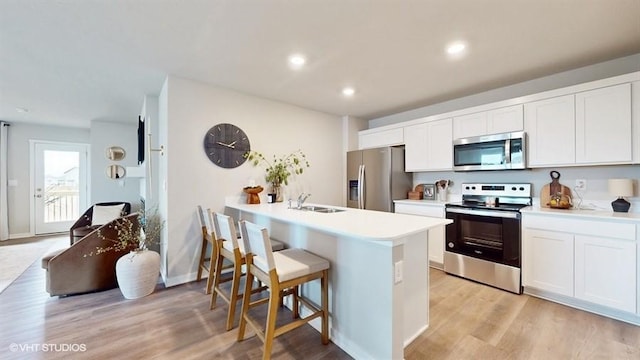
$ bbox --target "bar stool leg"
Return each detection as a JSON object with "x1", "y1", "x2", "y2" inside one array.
[
  {"x1": 204, "y1": 243, "x2": 216, "y2": 295},
  {"x1": 197, "y1": 237, "x2": 207, "y2": 281},
  {"x1": 210, "y1": 242, "x2": 224, "y2": 310},
  {"x1": 263, "y1": 284, "x2": 281, "y2": 360},
  {"x1": 321, "y1": 269, "x2": 329, "y2": 344},
  {"x1": 292, "y1": 285, "x2": 300, "y2": 319},
  {"x1": 237, "y1": 270, "x2": 253, "y2": 342},
  {"x1": 226, "y1": 260, "x2": 243, "y2": 330}
]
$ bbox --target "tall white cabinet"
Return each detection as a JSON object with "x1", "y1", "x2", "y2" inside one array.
[
  {"x1": 575, "y1": 83, "x2": 632, "y2": 164},
  {"x1": 524, "y1": 94, "x2": 576, "y2": 166},
  {"x1": 404, "y1": 118, "x2": 452, "y2": 171}
]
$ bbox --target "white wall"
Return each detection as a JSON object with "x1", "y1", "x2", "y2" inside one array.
[
  {"x1": 6, "y1": 123, "x2": 89, "y2": 236},
  {"x1": 370, "y1": 53, "x2": 640, "y2": 127},
  {"x1": 89, "y1": 121, "x2": 141, "y2": 208},
  {"x1": 159, "y1": 75, "x2": 343, "y2": 286}
]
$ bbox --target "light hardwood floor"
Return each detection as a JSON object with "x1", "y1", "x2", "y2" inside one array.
[{"x1": 1, "y1": 236, "x2": 639, "y2": 359}]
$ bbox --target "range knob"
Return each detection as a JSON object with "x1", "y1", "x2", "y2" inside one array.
[
  {"x1": 511, "y1": 186, "x2": 517, "y2": 191},
  {"x1": 519, "y1": 187, "x2": 525, "y2": 191}
]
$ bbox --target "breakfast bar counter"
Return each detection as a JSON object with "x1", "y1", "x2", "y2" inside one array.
[{"x1": 225, "y1": 201, "x2": 451, "y2": 359}]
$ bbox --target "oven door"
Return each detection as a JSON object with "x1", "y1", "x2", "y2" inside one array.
[{"x1": 445, "y1": 207, "x2": 521, "y2": 267}]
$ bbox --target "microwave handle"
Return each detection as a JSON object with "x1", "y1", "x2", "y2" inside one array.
[{"x1": 504, "y1": 139, "x2": 511, "y2": 165}]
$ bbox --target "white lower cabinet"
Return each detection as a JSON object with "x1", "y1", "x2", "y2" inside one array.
[
  {"x1": 523, "y1": 229, "x2": 574, "y2": 297},
  {"x1": 574, "y1": 234, "x2": 636, "y2": 313},
  {"x1": 522, "y1": 213, "x2": 638, "y2": 320},
  {"x1": 394, "y1": 202, "x2": 445, "y2": 267}
]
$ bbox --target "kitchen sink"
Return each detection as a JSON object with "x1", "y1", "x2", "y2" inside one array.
[{"x1": 296, "y1": 205, "x2": 345, "y2": 213}]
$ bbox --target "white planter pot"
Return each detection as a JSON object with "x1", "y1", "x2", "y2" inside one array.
[{"x1": 115, "y1": 249, "x2": 160, "y2": 299}]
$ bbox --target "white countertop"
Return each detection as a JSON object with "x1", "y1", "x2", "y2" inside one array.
[
  {"x1": 521, "y1": 206, "x2": 640, "y2": 223},
  {"x1": 226, "y1": 202, "x2": 451, "y2": 241}
]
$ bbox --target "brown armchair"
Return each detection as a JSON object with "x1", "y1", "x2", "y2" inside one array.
[
  {"x1": 42, "y1": 213, "x2": 139, "y2": 296},
  {"x1": 69, "y1": 202, "x2": 131, "y2": 245}
]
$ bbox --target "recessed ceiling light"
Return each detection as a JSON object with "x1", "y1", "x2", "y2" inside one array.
[
  {"x1": 446, "y1": 41, "x2": 467, "y2": 56},
  {"x1": 342, "y1": 87, "x2": 355, "y2": 97},
  {"x1": 288, "y1": 54, "x2": 306, "y2": 68},
  {"x1": 15, "y1": 107, "x2": 29, "y2": 113}
]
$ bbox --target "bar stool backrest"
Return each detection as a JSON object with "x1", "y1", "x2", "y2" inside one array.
[
  {"x1": 240, "y1": 220, "x2": 276, "y2": 274},
  {"x1": 213, "y1": 212, "x2": 242, "y2": 252},
  {"x1": 197, "y1": 205, "x2": 212, "y2": 235}
]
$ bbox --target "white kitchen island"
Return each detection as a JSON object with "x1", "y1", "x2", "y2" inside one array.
[{"x1": 225, "y1": 201, "x2": 451, "y2": 359}]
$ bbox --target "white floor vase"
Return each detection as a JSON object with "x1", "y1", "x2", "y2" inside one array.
[{"x1": 115, "y1": 249, "x2": 160, "y2": 299}]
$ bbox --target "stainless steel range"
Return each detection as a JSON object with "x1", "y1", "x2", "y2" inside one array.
[{"x1": 444, "y1": 183, "x2": 531, "y2": 294}]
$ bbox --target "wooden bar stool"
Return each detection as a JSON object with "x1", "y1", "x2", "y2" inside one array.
[
  {"x1": 196, "y1": 205, "x2": 215, "y2": 294},
  {"x1": 237, "y1": 220, "x2": 329, "y2": 360},
  {"x1": 209, "y1": 211, "x2": 284, "y2": 331}
]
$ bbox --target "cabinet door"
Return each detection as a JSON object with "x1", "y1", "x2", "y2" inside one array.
[
  {"x1": 524, "y1": 95, "x2": 576, "y2": 166},
  {"x1": 404, "y1": 123, "x2": 429, "y2": 171},
  {"x1": 522, "y1": 229, "x2": 574, "y2": 296},
  {"x1": 453, "y1": 112, "x2": 487, "y2": 139},
  {"x1": 359, "y1": 127, "x2": 404, "y2": 149},
  {"x1": 574, "y1": 235, "x2": 636, "y2": 313},
  {"x1": 487, "y1": 104, "x2": 523, "y2": 134},
  {"x1": 425, "y1": 118, "x2": 453, "y2": 170},
  {"x1": 575, "y1": 83, "x2": 632, "y2": 164}
]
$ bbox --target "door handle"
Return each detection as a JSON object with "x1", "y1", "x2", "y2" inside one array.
[{"x1": 35, "y1": 194, "x2": 42, "y2": 198}]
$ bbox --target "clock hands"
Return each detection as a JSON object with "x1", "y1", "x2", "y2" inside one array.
[{"x1": 216, "y1": 141, "x2": 235, "y2": 149}]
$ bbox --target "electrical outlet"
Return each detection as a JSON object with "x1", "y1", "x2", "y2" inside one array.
[
  {"x1": 575, "y1": 179, "x2": 587, "y2": 191},
  {"x1": 394, "y1": 261, "x2": 403, "y2": 284}
]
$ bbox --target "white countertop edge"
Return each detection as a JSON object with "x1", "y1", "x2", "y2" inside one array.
[
  {"x1": 394, "y1": 199, "x2": 447, "y2": 207},
  {"x1": 521, "y1": 206, "x2": 640, "y2": 223},
  {"x1": 225, "y1": 201, "x2": 451, "y2": 242}
]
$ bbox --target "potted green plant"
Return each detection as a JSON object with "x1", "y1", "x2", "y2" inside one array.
[
  {"x1": 245, "y1": 150, "x2": 310, "y2": 202},
  {"x1": 87, "y1": 208, "x2": 164, "y2": 299}
]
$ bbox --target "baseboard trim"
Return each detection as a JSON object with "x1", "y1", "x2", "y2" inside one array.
[
  {"x1": 524, "y1": 286, "x2": 640, "y2": 326},
  {"x1": 8, "y1": 232, "x2": 34, "y2": 239}
]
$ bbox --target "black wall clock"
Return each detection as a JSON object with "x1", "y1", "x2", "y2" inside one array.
[{"x1": 203, "y1": 123, "x2": 251, "y2": 168}]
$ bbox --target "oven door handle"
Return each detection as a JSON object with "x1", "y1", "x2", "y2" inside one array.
[{"x1": 446, "y1": 207, "x2": 520, "y2": 219}]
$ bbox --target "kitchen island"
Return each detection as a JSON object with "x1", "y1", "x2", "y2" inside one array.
[{"x1": 225, "y1": 201, "x2": 452, "y2": 359}]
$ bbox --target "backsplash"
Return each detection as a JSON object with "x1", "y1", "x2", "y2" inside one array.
[{"x1": 413, "y1": 164, "x2": 639, "y2": 213}]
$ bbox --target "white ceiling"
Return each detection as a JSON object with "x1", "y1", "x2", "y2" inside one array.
[{"x1": 1, "y1": 1, "x2": 639, "y2": 129}]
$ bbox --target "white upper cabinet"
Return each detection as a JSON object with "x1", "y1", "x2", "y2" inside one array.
[
  {"x1": 453, "y1": 112, "x2": 487, "y2": 139},
  {"x1": 487, "y1": 104, "x2": 524, "y2": 134},
  {"x1": 575, "y1": 83, "x2": 632, "y2": 164},
  {"x1": 453, "y1": 104, "x2": 523, "y2": 139},
  {"x1": 404, "y1": 122, "x2": 429, "y2": 171},
  {"x1": 405, "y1": 118, "x2": 452, "y2": 171},
  {"x1": 524, "y1": 94, "x2": 576, "y2": 166},
  {"x1": 359, "y1": 127, "x2": 404, "y2": 149}
]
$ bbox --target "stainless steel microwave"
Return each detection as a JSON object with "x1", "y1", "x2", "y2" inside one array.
[{"x1": 453, "y1": 131, "x2": 527, "y2": 171}]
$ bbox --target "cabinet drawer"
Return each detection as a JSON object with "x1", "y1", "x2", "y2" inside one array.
[
  {"x1": 523, "y1": 214, "x2": 636, "y2": 241},
  {"x1": 395, "y1": 203, "x2": 444, "y2": 218}
]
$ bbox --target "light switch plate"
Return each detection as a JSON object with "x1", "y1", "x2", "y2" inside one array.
[{"x1": 394, "y1": 261, "x2": 403, "y2": 284}]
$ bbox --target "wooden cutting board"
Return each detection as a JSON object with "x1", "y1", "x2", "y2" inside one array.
[{"x1": 540, "y1": 170, "x2": 572, "y2": 208}]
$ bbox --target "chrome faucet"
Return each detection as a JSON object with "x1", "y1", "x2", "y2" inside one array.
[{"x1": 296, "y1": 193, "x2": 311, "y2": 209}]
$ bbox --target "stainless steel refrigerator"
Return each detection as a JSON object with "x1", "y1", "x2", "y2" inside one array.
[{"x1": 347, "y1": 147, "x2": 412, "y2": 212}]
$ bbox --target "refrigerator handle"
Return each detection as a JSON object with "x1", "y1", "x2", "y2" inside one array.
[
  {"x1": 357, "y1": 165, "x2": 362, "y2": 209},
  {"x1": 360, "y1": 164, "x2": 366, "y2": 209}
]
